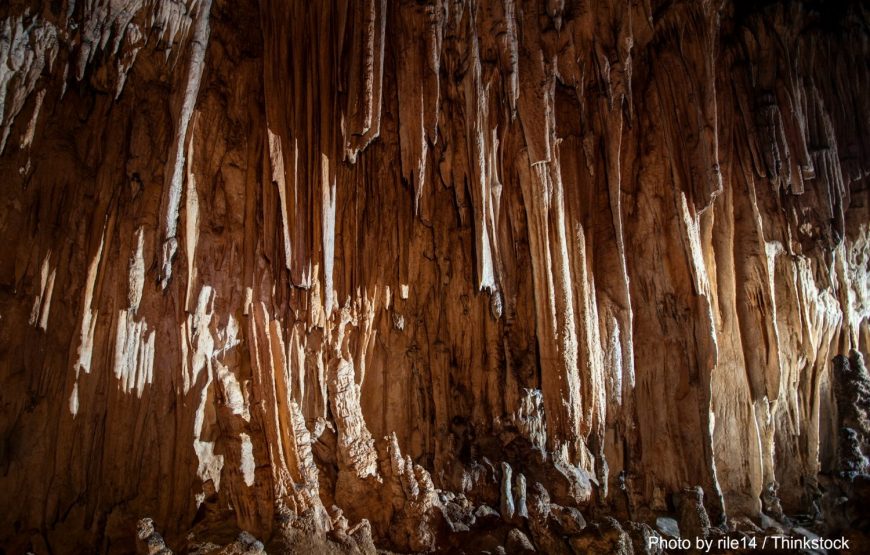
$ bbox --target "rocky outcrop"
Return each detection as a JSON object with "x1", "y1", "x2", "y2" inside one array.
[
  {"x1": 818, "y1": 351, "x2": 870, "y2": 551},
  {"x1": 0, "y1": 0, "x2": 868, "y2": 553}
]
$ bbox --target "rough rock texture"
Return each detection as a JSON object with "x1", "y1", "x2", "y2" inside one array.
[{"x1": 0, "y1": 0, "x2": 868, "y2": 553}]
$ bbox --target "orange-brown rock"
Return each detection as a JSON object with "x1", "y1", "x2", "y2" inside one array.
[{"x1": 0, "y1": 0, "x2": 868, "y2": 553}]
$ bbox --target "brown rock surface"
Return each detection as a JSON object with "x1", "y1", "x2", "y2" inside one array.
[{"x1": 0, "y1": 0, "x2": 868, "y2": 553}]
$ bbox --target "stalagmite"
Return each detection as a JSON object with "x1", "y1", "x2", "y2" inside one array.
[{"x1": 0, "y1": 0, "x2": 868, "y2": 553}]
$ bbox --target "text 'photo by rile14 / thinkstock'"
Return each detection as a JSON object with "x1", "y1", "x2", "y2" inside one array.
[{"x1": 0, "y1": 0, "x2": 868, "y2": 553}]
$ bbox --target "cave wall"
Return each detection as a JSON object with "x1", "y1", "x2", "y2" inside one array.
[{"x1": 0, "y1": 0, "x2": 868, "y2": 552}]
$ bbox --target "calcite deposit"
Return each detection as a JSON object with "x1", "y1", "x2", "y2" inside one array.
[{"x1": 0, "y1": 0, "x2": 868, "y2": 553}]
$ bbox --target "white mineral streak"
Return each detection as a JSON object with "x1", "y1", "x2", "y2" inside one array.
[
  {"x1": 500, "y1": 461, "x2": 515, "y2": 521},
  {"x1": 29, "y1": 250, "x2": 55, "y2": 331},
  {"x1": 547, "y1": 162, "x2": 583, "y2": 456},
  {"x1": 161, "y1": 0, "x2": 213, "y2": 288},
  {"x1": 464, "y1": 17, "x2": 496, "y2": 292},
  {"x1": 189, "y1": 285, "x2": 222, "y2": 490},
  {"x1": 240, "y1": 432, "x2": 256, "y2": 486},
  {"x1": 605, "y1": 317, "x2": 624, "y2": 405},
  {"x1": 128, "y1": 227, "x2": 145, "y2": 313},
  {"x1": 322, "y1": 154, "x2": 337, "y2": 315},
  {"x1": 112, "y1": 310, "x2": 155, "y2": 396},
  {"x1": 71, "y1": 224, "x2": 107, "y2": 415},
  {"x1": 679, "y1": 192, "x2": 712, "y2": 297},
  {"x1": 184, "y1": 126, "x2": 201, "y2": 310}
]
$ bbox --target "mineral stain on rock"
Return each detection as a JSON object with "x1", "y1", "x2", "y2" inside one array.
[{"x1": 0, "y1": 0, "x2": 868, "y2": 553}]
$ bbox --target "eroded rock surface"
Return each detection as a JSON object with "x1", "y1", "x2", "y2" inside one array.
[{"x1": 0, "y1": 0, "x2": 868, "y2": 553}]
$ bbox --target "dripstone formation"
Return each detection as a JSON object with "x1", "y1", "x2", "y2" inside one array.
[{"x1": 0, "y1": 0, "x2": 868, "y2": 553}]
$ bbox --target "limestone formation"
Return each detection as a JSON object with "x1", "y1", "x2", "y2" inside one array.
[{"x1": 0, "y1": 0, "x2": 868, "y2": 553}]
